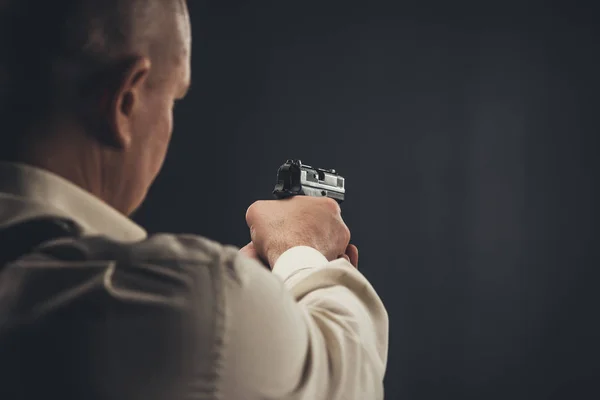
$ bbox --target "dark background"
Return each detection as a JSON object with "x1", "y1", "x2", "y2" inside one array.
[{"x1": 134, "y1": 1, "x2": 599, "y2": 399}]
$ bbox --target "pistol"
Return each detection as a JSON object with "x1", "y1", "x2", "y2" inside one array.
[{"x1": 273, "y1": 159, "x2": 345, "y2": 203}]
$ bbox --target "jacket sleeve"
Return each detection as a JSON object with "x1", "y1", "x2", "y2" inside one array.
[{"x1": 219, "y1": 246, "x2": 389, "y2": 400}]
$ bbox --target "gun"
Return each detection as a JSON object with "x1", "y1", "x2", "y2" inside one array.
[{"x1": 273, "y1": 159, "x2": 345, "y2": 203}]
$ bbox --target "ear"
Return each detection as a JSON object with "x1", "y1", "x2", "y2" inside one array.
[{"x1": 101, "y1": 56, "x2": 152, "y2": 150}]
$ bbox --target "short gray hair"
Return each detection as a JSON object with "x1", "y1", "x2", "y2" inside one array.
[{"x1": 0, "y1": 0, "x2": 184, "y2": 145}]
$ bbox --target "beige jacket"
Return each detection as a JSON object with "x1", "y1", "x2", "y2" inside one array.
[{"x1": 0, "y1": 162, "x2": 388, "y2": 400}]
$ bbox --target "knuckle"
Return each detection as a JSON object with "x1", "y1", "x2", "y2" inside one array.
[
  {"x1": 245, "y1": 201, "x2": 262, "y2": 222},
  {"x1": 322, "y1": 197, "x2": 341, "y2": 213},
  {"x1": 245, "y1": 206, "x2": 253, "y2": 222},
  {"x1": 342, "y1": 224, "x2": 351, "y2": 243},
  {"x1": 249, "y1": 225, "x2": 258, "y2": 241}
]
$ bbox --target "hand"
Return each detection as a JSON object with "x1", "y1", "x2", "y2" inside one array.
[{"x1": 245, "y1": 196, "x2": 352, "y2": 267}]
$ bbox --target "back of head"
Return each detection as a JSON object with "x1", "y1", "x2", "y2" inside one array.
[{"x1": 0, "y1": 0, "x2": 188, "y2": 160}]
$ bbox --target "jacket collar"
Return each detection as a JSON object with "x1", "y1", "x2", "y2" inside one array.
[{"x1": 0, "y1": 162, "x2": 147, "y2": 242}]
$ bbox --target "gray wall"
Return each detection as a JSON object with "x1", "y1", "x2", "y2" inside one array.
[{"x1": 134, "y1": 2, "x2": 599, "y2": 399}]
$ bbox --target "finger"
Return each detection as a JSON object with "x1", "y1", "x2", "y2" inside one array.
[
  {"x1": 240, "y1": 242, "x2": 271, "y2": 269},
  {"x1": 240, "y1": 242, "x2": 258, "y2": 259},
  {"x1": 338, "y1": 254, "x2": 351, "y2": 263},
  {"x1": 345, "y1": 244, "x2": 359, "y2": 268}
]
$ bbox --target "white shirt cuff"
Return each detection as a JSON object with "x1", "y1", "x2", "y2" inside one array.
[{"x1": 272, "y1": 246, "x2": 328, "y2": 283}]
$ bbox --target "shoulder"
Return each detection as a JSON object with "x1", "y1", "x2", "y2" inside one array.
[
  {"x1": 35, "y1": 232, "x2": 240, "y2": 270},
  {"x1": 12, "y1": 232, "x2": 245, "y2": 311},
  {"x1": 0, "y1": 233, "x2": 242, "y2": 397}
]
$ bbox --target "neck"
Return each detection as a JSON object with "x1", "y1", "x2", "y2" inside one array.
[
  {"x1": 16, "y1": 126, "x2": 116, "y2": 211},
  {"x1": 7, "y1": 119, "x2": 138, "y2": 217}
]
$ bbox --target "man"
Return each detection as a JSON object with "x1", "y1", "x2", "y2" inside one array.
[{"x1": 0, "y1": 1, "x2": 388, "y2": 399}]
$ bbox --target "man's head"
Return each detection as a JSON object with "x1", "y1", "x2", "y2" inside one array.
[{"x1": 0, "y1": 0, "x2": 191, "y2": 215}]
